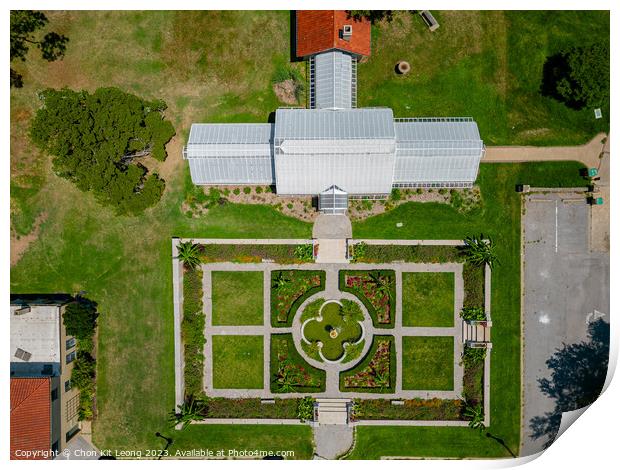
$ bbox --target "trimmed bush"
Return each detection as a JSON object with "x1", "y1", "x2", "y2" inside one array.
[{"x1": 353, "y1": 398, "x2": 464, "y2": 421}]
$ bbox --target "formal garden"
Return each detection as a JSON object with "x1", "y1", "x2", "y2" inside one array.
[{"x1": 172, "y1": 238, "x2": 491, "y2": 426}]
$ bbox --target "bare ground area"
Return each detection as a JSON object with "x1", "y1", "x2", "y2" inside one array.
[{"x1": 10, "y1": 212, "x2": 47, "y2": 266}]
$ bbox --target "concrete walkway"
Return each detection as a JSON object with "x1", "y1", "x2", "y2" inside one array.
[
  {"x1": 484, "y1": 132, "x2": 607, "y2": 168},
  {"x1": 200, "y1": 261, "x2": 465, "y2": 400},
  {"x1": 312, "y1": 214, "x2": 352, "y2": 239},
  {"x1": 313, "y1": 424, "x2": 354, "y2": 459}
]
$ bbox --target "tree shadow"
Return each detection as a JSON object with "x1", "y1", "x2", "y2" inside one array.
[
  {"x1": 529, "y1": 319, "x2": 609, "y2": 449},
  {"x1": 540, "y1": 53, "x2": 584, "y2": 110}
]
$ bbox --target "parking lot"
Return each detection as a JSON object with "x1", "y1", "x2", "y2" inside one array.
[{"x1": 521, "y1": 192, "x2": 610, "y2": 456}]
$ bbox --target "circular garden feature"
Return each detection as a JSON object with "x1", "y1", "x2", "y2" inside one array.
[{"x1": 302, "y1": 299, "x2": 364, "y2": 362}]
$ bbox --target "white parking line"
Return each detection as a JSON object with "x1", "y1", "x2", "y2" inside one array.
[{"x1": 555, "y1": 200, "x2": 558, "y2": 253}]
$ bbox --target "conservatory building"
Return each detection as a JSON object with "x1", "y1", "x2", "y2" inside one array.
[{"x1": 183, "y1": 10, "x2": 485, "y2": 206}]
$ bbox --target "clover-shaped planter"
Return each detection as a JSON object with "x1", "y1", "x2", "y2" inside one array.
[{"x1": 301, "y1": 300, "x2": 364, "y2": 363}]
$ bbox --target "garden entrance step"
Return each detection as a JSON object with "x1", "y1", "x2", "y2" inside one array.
[
  {"x1": 315, "y1": 239, "x2": 348, "y2": 263},
  {"x1": 316, "y1": 398, "x2": 351, "y2": 425}
]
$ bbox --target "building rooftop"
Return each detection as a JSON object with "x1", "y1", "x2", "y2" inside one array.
[
  {"x1": 296, "y1": 10, "x2": 371, "y2": 58},
  {"x1": 313, "y1": 50, "x2": 355, "y2": 109},
  {"x1": 10, "y1": 304, "x2": 61, "y2": 376},
  {"x1": 10, "y1": 378, "x2": 52, "y2": 460}
]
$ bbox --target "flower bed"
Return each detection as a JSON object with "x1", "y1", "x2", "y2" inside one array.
[
  {"x1": 352, "y1": 243, "x2": 464, "y2": 264},
  {"x1": 271, "y1": 270, "x2": 325, "y2": 327},
  {"x1": 339, "y1": 270, "x2": 395, "y2": 327},
  {"x1": 340, "y1": 336, "x2": 395, "y2": 393},
  {"x1": 270, "y1": 334, "x2": 325, "y2": 393},
  {"x1": 198, "y1": 397, "x2": 300, "y2": 419},
  {"x1": 352, "y1": 398, "x2": 464, "y2": 421},
  {"x1": 199, "y1": 244, "x2": 313, "y2": 264},
  {"x1": 182, "y1": 269, "x2": 205, "y2": 397}
]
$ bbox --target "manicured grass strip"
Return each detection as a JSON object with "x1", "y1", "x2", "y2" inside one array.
[
  {"x1": 402, "y1": 336, "x2": 454, "y2": 391},
  {"x1": 402, "y1": 272, "x2": 455, "y2": 327},
  {"x1": 182, "y1": 269, "x2": 205, "y2": 397},
  {"x1": 270, "y1": 333, "x2": 325, "y2": 393},
  {"x1": 340, "y1": 335, "x2": 396, "y2": 393},
  {"x1": 212, "y1": 335, "x2": 264, "y2": 389},
  {"x1": 212, "y1": 271, "x2": 264, "y2": 326},
  {"x1": 170, "y1": 424, "x2": 313, "y2": 459}
]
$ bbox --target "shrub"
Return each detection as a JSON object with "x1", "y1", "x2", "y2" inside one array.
[
  {"x1": 461, "y1": 306, "x2": 486, "y2": 321},
  {"x1": 71, "y1": 351, "x2": 96, "y2": 420},
  {"x1": 287, "y1": 202, "x2": 293, "y2": 209},
  {"x1": 243, "y1": 186, "x2": 251, "y2": 194},
  {"x1": 461, "y1": 346, "x2": 487, "y2": 368},
  {"x1": 294, "y1": 244, "x2": 314, "y2": 262},
  {"x1": 390, "y1": 188, "x2": 401, "y2": 201},
  {"x1": 233, "y1": 188, "x2": 240, "y2": 195},
  {"x1": 255, "y1": 186, "x2": 263, "y2": 194},
  {"x1": 63, "y1": 298, "x2": 98, "y2": 341},
  {"x1": 297, "y1": 397, "x2": 315, "y2": 422}
]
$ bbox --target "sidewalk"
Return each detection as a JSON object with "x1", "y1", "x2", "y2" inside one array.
[{"x1": 484, "y1": 133, "x2": 607, "y2": 168}]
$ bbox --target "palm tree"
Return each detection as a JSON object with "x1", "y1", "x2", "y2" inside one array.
[
  {"x1": 463, "y1": 234, "x2": 499, "y2": 270},
  {"x1": 272, "y1": 272, "x2": 292, "y2": 294},
  {"x1": 374, "y1": 371, "x2": 390, "y2": 391},
  {"x1": 339, "y1": 300, "x2": 361, "y2": 323},
  {"x1": 369, "y1": 272, "x2": 394, "y2": 300},
  {"x1": 169, "y1": 397, "x2": 206, "y2": 429},
  {"x1": 177, "y1": 241, "x2": 201, "y2": 270},
  {"x1": 464, "y1": 403, "x2": 485, "y2": 433},
  {"x1": 274, "y1": 359, "x2": 300, "y2": 393}
]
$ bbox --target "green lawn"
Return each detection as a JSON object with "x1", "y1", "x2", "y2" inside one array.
[
  {"x1": 212, "y1": 271, "x2": 264, "y2": 326},
  {"x1": 10, "y1": 8, "x2": 599, "y2": 459},
  {"x1": 402, "y1": 272, "x2": 455, "y2": 327},
  {"x1": 212, "y1": 335, "x2": 264, "y2": 389},
  {"x1": 402, "y1": 337, "x2": 454, "y2": 391},
  {"x1": 303, "y1": 301, "x2": 362, "y2": 361},
  {"x1": 359, "y1": 11, "x2": 609, "y2": 146}
]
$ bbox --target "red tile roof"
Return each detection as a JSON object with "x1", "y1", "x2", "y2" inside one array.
[
  {"x1": 296, "y1": 10, "x2": 371, "y2": 58},
  {"x1": 10, "y1": 378, "x2": 52, "y2": 460}
]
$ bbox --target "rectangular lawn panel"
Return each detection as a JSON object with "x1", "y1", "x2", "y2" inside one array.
[
  {"x1": 402, "y1": 272, "x2": 455, "y2": 327},
  {"x1": 402, "y1": 336, "x2": 454, "y2": 391},
  {"x1": 212, "y1": 335, "x2": 264, "y2": 389},
  {"x1": 212, "y1": 271, "x2": 264, "y2": 326}
]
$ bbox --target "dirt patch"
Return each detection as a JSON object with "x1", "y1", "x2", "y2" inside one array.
[
  {"x1": 11, "y1": 212, "x2": 47, "y2": 266},
  {"x1": 273, "y1": 79, "x2": 299, "y2": 105},
  {"x1": 183, "y1": 185, "x2": 482, "y2": 222}
]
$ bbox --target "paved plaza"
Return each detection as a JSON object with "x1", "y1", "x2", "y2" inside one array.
[{"x1": 521, "y1": 192, "x2": 610, "y2": 456}]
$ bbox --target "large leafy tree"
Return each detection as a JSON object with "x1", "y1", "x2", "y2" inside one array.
[
  {"x1": 542, "y1": 43, "x2": 610, "y2": 109},
  {"x1": 63, "y1": 297, "x2": 98, "y2": 341},
  {"x1": 30, "y1": 87, "x2": 175, "y2": 215},
  {"x1": 10, "y1": 11, "x2": 69, "y2": 88}
]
